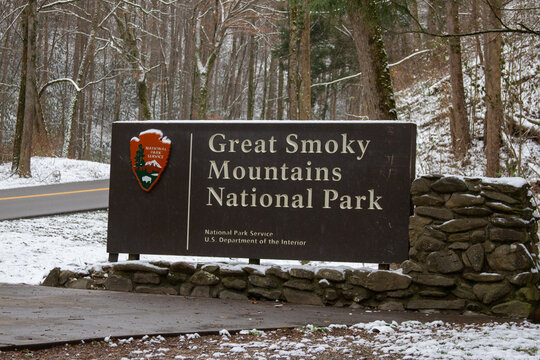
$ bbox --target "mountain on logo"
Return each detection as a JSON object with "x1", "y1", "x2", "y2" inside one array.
[{"x1": 144, "y1": 160, "x2": 162, "y2": 173}]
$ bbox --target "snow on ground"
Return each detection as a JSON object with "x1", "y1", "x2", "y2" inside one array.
[
  {"x1": 57, "y1": 321, "x2": 539, "y2": 360},
  {"x1": 0, "y1": 209, "x2": 377, "y2": 285},
  {"x1": 0, "y1": 157, "x2": 110, "y2": 189}
]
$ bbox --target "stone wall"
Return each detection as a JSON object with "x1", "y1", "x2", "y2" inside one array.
[{"x1": 42, "y1": 175, "x2": 540, "y2": 318}]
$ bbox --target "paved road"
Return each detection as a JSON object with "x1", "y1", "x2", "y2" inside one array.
[
  {"x1": 0, "y1": 283, "x2": 506, "y2": 350},
  {"x1": 0, "y1": 180, "x2": 109, "y2": 220}
]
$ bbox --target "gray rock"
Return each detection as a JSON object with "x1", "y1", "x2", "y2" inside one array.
[
  {"x1": 134, "y1": 286, "x2": 177, "y2": 295},
  {"x1": 191, "y1": 286, "x2": 211, "y2": 298},
  {"x1": 248, "y1": 287, "x2": 282, "y2": 300},
  {"x1": 190, "y1": 271, "x2": 220, "y2": 286},
  {"x1": 248, "y1": 275, "x2": 279, "y2": 288},
  {"x1": 378, "y1": 301, "x2": 404, "y2": 311},
  {"x1": 42, "y1": 267, "x2": 61, "y2": 287},
  {"x1": 481, "y1": 180, "x2": 527, "y2": 194},
  {"x1": 453, "y1": 207, "x2": 493, "y2": 217},
  {"x1": 462, "y1": 244, "x2": 484, "y2": 272},
  {"x1": 170, "y1": 262, "x2": 197, "y2": 274},
  {"x1": 167, "y1": 272, "x2": 189, "y2": 284},
  {"x1": 284, "y1": 279, "x2": 314, "y2": 291},
  {"x1": 104, "y1": 275, "x2": 132, "y2": 292},
  {"x1": 66, "y1": 278, "x2": 91, "y2": 290},
  {"x1": 431, "y1": 177, "x2": 468, "y2": 193},
  {"x1": 419, "y1": 290, "x2": 447, "y2": 297},
  {"x1": 406, "y1": 299, "x2": 465, "y2": 310},
  {"x1": 463, "y1": 273, "x2": 504, "y2": 282},
  {"x1": 486, "y1": 244, "x2": 533, "y2": 271},
  {"x1": 448, "y1": 242, "x2": 469, "y2": 250},
  {"x1": 266, "y1": 267, "x2": 290, "y2": 280},
  {"x1": 482, "y1": 190, "x2": 520, "y2": 205},
  {"x1": 448, "y1": 232, "x2": 470, "y2": 242},
  {"x1": 59, "y1": 270, "x2": 75, "y2": 286},
  {"x1": 426, "y1": 250, "x2": 464, "y2": 273},
  {"x1": 342, "y1": 287, "x2": 371, "y2": 302},
  {"x1": 401, "y1": 260, "x2": 424, "y2": 274},
  {"x1": 349, "y1": 270, "x2": 369, "y2": 286},
  {"x1": 412, "y1": 274, "x2": 456, "y2": 287},
  {"x1": 112, "y1": 263, "x2": 168, "y2": 275},
  {"x1": 471, "y1": 230, "x2": 487, "y2": 243},
  {"x1": 415, "y1": 236, "x2": 445, "y2": 252},
  {"x1": 510, "y1": 272, "x2": 538, "y2": 286},
  {"x1": 201, "y1": 264, "x2": 220, "y2": 273},
  {"x1": 490, "y1": 215, "x2": 530, "y2": 228},
  {"x1": 316, "y1": 269, "x2": 345, "y2": 282},
  {"x1": 445, "y1": 194, "x2": 484, "y2": 208},
  {"x1": 133, "y1": 272, "x2": 161, "y2": 285},
  {"x1": 413, "y1": 194, "x2": 445, "y2": 207},
  {"x1": 385, "y1": 289, "x2": 414, "y2": 298},
  {"x1": 364, "y1": 271, "x2": 412, "y2": 292},
  {"x1": 289, "y1": 268, "x2": 315, "y2": 280},
  {"x1": 491, "y1": 300, "x2": 531, "y2": 318},
  {"x1": 283, "y1": 288, "x2": 324, "y2": 306},
  {"x1": 439, "y1": 218, "x2": 488, "y2": 233},
  {"x1": 324, "y1": 288, "x2": 339, "y2": 301},
  {"x1": 483, "y1": 241, "x2": 497, "y2": 253},
  {"x1": 219, "y1": 267, "x2": 246, "y2": 277},
  {"x1": 473, "y1": 282, "x2": 512, "y2": 304},
  {"x1": 465, "y1": 178, "x2": 483, "y2": 192},
  {"x1": 485, "y1": 202, "x2": 515, "y2": 213},
  {"x1": 179, "y1": 283, "x2": 194, "y2": 296},
  {"x1": 409, "y1": 215, "x2": 433, "y2": 228},
  {"x1": 410, "y1": 178, "x2": 432, "y2": 195},
  {"x1": 489, "y1": 228, "x2": 526, "y2": 243},
  {"x1": 516, "y1": 286, "x2": 540, "y2": 302},
  {"x1": 415, "y1": 207, "x2": 454, "y2": 221},
  {"x1": 222, "y1": 277, "x2": 247, "y2": 290},
  {"x1": 219, "y1": 290, "x2": 248, "y2": 301},
  {"x1": 452, "y1": 282, "x2": 476, "y2": 300}
]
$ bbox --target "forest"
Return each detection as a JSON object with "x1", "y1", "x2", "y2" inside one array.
[{"x1": 0, "y1": 0, "x2": 538, "y2": 188}]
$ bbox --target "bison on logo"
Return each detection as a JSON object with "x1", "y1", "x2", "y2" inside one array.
[{"x1": 130, "y1": 129, "x2": 171, "y2": 191}]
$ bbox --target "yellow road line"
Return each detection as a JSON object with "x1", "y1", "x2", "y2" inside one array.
[{"x1": 0, "y1": 188, "x2": 109, "y2": 201}]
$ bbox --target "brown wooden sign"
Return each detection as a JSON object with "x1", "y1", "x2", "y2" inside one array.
[{"x1": 107, "y1": 121, "x2": 416, "y2": 263}]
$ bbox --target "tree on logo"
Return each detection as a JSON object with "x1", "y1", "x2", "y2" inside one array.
[{"x1": 134, "y1": 144, "x2": 145, "y2": 170}]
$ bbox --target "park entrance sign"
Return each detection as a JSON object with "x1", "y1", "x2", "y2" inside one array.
[{"x1": 107, "y1": 121, "x2": 416, "y2": 263}]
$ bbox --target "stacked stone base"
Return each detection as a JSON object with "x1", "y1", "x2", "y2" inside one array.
[{"x1": 42, "y1": 175, "x2": 540, "y2": 318}]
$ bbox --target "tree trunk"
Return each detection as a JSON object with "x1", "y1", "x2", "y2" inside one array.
[
  {"x1": 260, "y1": 46, "x2": 268, "y2": 120},
  {"x1": 18, "y1": 0, "x2": 38, "y2": 177},
  {"x1": 180, "y1": 14, "x2": 194, "y2": 120},
  {"x1": 484, "y1": 0, "x2": 503, "y2": 176},
  {"x1": 12, "y1": 2, "x2": 29, "y2": 173},
  {"x1": 167, "y1": 5, "x2": 180, "y2": 120},
  {"x1": 266, "y1": 54, "x2": 278, "y2": 120},
  {"x1": 246, "y1": 35, "x2": 256, "y2": 120},
  {"x1": 288, "y1": 0, "x2": 300, "y2": 120},
  {"x1": 447, "y1": 0, "x2": 470, "y2": 160},
  {"x1": 277, "y1": 60, "x2": 284, "y2": 120},
  {"x1": 298, "y1": 0, "x2": 311, "y2": 120},
  {"x1": 347, "y1": 1, "x2": 397, "y2": 120}
]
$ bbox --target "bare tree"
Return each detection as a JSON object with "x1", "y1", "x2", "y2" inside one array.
[
  {"x1": 485, "y1": 0, "x2": 504, "y2": 176},
  {"x1": 446, "y1": 0, "x2": 470, "y2": 159},
  {"x1": 347, "y1": 0, "x2": 397, "y2": 120},
  {"x1": 12, "y1": 0, "x2": 39, "y2": 177}
]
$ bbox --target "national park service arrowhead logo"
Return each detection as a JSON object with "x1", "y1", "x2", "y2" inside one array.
[{"x1": 130, "y1": 129, "x2": 171, "y2": 192}]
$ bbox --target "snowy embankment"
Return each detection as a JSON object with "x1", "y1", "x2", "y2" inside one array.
[{"x1": 0, "y1": 157, "x2": 110, "y2": 189}]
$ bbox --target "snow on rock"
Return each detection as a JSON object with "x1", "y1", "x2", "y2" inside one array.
[{"x1": 0, "y1": 157, "x2": 109, "y2": 189}]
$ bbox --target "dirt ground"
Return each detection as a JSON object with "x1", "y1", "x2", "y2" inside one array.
[{"x1": 0, "y1": 327, "x2": 398, "y2": 360}]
